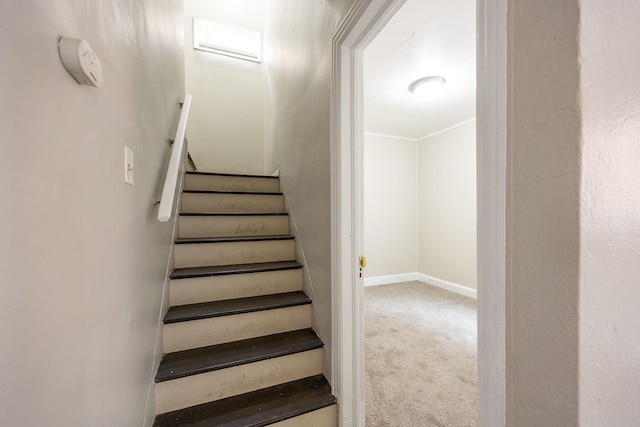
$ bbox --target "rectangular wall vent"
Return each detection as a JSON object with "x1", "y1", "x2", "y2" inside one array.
[{"x1": 193, "y1": 17, "x2": 262, "y2": 63}]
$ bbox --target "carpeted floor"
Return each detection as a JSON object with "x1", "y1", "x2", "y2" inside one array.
[{"x1": 365, "y1": 281, "x2": 477, "y2": 427}]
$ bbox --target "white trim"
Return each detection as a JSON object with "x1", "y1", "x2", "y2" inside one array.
[
  {"x1": 331, "y1": 1, "x2": 409, "y2": 426},
  {"x1": 364, "y1": 118, "x2": 478, "y2": 143},
  {"x1": 363, "y1": 131, "x2": 418, "y2": 142},
  {"x1": 364, "y1": 273, "x2": 418, "y2": 286},
  {"x1": 417, "y1": 116, "x2": 477, "y2": 141},
  {"x1": 477, "y1": 0, "x2": 507, "y2": 425},
  {"x1": 417, "y1": 273, "x2": 478, "y2": 300},
  {"x1": 364, "y1": 272, "x2": 478, "y2": 300}
]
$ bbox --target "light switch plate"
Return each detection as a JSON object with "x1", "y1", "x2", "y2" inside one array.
[{"x1": 125, "y1": 146, "x2": 134, "y2": 185}]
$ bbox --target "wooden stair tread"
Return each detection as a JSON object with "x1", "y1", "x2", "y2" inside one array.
[
  {"x1": 180, "y1": 212, "x2": 288, "y2": 216},
  {"x1": 186, "y1": 171, "x2": 279, "y2": 179},
  {"x1": 153, "y1": 374, "x2": 335, "y2": 427},
  {"x1": 170, "y1": 261, "x2": 303, "y2": 280},
  {"x1": 175, "y1": 235, "x2": 294, "y2": 245},
  {"x1": 163, "y1": 291, "x2": 311, "y2": 324},
  {"x1": 155, "y1": 329, "x2": 323, "y2": 382},
  {"x1": 155, "y1": 170, "x2": 326, "y2": 425},
  {"x1": 182, "y1": 189, "x2": 283, "y2": 195}
]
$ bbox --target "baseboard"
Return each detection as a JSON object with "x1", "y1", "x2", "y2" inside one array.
[
  {"x1": 364, "y1": 273, "x2": 419, "y2": 287},
  {"x1": 416, "y1": 273, "x2": 477, "y2": 300},
  {"x1": 364, "y1": 272, "x2": 477, "y2": 299}
]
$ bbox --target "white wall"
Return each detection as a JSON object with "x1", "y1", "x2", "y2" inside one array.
[
  {"x1": 263, "y1": 0, "x2": 356, "y2": 379},
  {"x1": 508, "y1": 2, "x2": 640, "y2": 425},
  {"x1": 579, "y1": 0, "x2": 640, "y2": 425},
  {"x1": 418, "y1": 120, "x2": 477, "y2": 288},
  {"x1": 362, "y1": 122, "x2": 476, "y2": 291},
  {"x1": 184, "y1": 0, "x2": 266, "y2": 174},
  {"x1": 363, "y1": 134, "x2": 418, "y2": 278},
  {"x1": 508, "y1": 1, "x2": 581, "y2": 424},
  {"x1": 0, "y1": 1, "x2": 184, "y2": 426}
]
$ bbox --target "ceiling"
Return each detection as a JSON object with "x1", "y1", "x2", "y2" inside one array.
[{"x1": 363, "y1": 0, "x2": 476, "y2": 140}]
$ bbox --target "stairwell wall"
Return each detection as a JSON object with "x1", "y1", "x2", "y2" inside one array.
[
  {"x1": 0, "y1": 1, "x2": 184, "y2": 426},
  {"x1": 183, "y1": 0, "x2": 267, "y2": 175},
  {"x1": 262, "y1": 0, "x2": 356, "y2": 380}
]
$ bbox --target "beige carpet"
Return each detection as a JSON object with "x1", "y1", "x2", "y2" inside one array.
[{"x1": 365, "y1": 281, "x2": 477, "y2": 427}]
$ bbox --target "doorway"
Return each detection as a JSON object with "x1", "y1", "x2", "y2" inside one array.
[
  {"x1": 330, "y1": 0, "x2": 506, "y2": 425},
  {"x1": 362, "y1": 0, "x2": 478, "y2": 423}
]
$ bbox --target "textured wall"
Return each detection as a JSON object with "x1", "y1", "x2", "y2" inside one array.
[
  {"x1": 507, "y1": 0, "x2": 581, "y2": 424},
  {"x1": 183, "y1": 0, "x2": 267, "y2": 174},
  {"x1": 0, "y1": 1, "x2": 184, "y2": 425},
  {"x1": 363, "y1": 134, "x2": 418, "y2": 278},
  {"x1": 579, "y1": 0, "x2": 640, "y2": 425},
  {"x1": 418, "y1": 120, "x2": 477, "y2": 289},
  {"x1": 263, "y1": 0, "x2": 356, "y2": 379}
]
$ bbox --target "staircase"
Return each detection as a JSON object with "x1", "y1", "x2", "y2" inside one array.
[{"x1": 153, "y1": 171, "x2": 337, "y2": 426}]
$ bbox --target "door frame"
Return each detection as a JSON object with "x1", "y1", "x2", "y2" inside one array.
[{"x1": 330, "y1": 0, "x2": 507, "y2": 425}]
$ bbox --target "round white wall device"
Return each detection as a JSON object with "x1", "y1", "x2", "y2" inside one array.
[{"x1": 58, "y1": 37, "x2": 103, "y2": 88}]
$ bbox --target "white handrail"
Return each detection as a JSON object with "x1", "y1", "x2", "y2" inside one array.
[{"x1": 157, "y1": 95, "x2": 192, "y2": 222}]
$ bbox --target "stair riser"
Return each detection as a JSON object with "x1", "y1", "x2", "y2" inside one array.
[
  {"x1": 163, "y1": 305, "x2": 312, "y2": 353},
  {"x1": 270, "y1": 405, "x2": 337, "y2": 427},
  {"x1": 174, "y1": 240, "x2": 296, "y2": 269},
  {"x1": 178, "y1": 215, "x2": 289, "y2": 239},
  {"x1": 181, "y1": 193, "x2": 285, "y2": 213},
  {"x1": 184, "y1": 174, "x2": 280, "y2": 193},
  {"x1": 155, "y1": 348, "x2": 324, "y2": 414},
  {"x1": 170, "y1": 269, "x2": 303, "y2": 306}
]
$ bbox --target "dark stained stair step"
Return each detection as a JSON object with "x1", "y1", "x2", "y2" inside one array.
[
  {"x1": 175, "y1": 235, "x2": 294, "y2": 245},
  {"x1": 180, "y1": 212, "x2": 288, "y2": 216},
  {"x1": 155, "y1": 329, "x2": 323, "y2": 382},
  {"x1": 163, "y1": 291, "x2": 311, "y2": 324},
  {"x1": 182, "y1": 189, "x2": 283, "y2": 195},
  {"x1": 170, "y1": 260, "x2": 303, "y2": 280},
  {"x1": 153, "y1": 374, "x2": 335, "y2": 427},
  {"x1": 186, "y1": 171, "x2": 280, "y2": 179}
]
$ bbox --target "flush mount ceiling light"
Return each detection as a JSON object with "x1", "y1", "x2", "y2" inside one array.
[{"x1": 408, "y1": 76, "x2": 446, "y2": 96}]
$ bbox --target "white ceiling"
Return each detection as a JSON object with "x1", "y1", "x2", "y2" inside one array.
[{"x1": 364, "y1": 0, "x2": 476, "y2": 140}]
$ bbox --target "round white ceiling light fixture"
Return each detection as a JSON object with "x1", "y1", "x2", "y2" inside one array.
[{"x1": 408, "y1": 76, "x2": 446, "y2": 96}]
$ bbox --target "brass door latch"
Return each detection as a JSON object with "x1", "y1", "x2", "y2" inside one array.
[{"x1": 359, "y1": 256, "x2": 367, "y2": 278}]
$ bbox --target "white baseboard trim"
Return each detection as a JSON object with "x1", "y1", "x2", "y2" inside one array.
[
  {"x1": 364, "y1": 273, "x2": 419, "y2": 287},
  {"x1": 416, "y1": 273, "x2": 477, "y2": 300},
  {"x1": 364, "y1": 272, "x2": 477, "y2": 299}
]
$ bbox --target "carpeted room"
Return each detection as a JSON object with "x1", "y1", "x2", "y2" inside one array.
[
  {"x1": 364, "y1": 281, "x2": 477, "y2": 426},
  {"x1": 362, "y1": 118, "x2": 478, "y2": 425},
  {"x1": 362, "y1": 125, "x2": 478, "y2": 424},
  {"x1": 362, "y1": 0, "x2": 477, "y2": 424}
]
